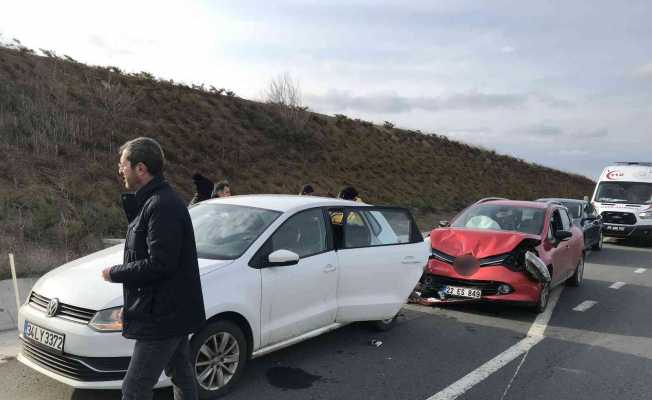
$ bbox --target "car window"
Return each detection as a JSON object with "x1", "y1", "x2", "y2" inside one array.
[
  {"x1": 343, "y1": 209, "x2": 412, "y2": 248},
  {"x1": 549, "y1": 210, "x2": 563, "y2": 241},
  {"x1": 451, "y1": 204, "x2": 545, "y2": 235},
  {"x1": 559, "y1": 209, "x2": 572, "y2": 231},
  {"x1": 269, "y1": 208, "x2": 327, "y2": 258},
  {"x1": 190, "y1": 203, "x2": 281, "y2": 260},
  {"x1": 560, "y1": 202, "x2": 582, "y2": 219}
]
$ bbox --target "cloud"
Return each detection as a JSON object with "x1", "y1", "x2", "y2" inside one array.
[
  {"x1": 500, "y1": 46, "x2": 516, "y2": 54},
  {"x1": 88, "y1": 35, "x2": 134, "y2": 57},
  {"x1": 633, "y1": 62, "x2": 652, "y2": 80},
  {"x1": 576, "y1": 128, "x2": 608, "y2": 138},
  {"x1": 559, "y1": 149, "x2": 589, "y2": 157},
  {"x1": 518, "y1": 124, "x2": 563, "y2": 137},
  {"x1": 304, "y1": 90, "x2": 562, "y2": 114}
]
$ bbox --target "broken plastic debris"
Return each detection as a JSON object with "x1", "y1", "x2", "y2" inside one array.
[
  {"x1": 525, "y1": 251, "x2": 551, "y2": 283},
  {"x1": 369, "y1": 339, "x2": 383, "y2": 347}
]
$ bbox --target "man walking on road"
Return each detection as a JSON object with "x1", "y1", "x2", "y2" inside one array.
[{"x1": 102, "y1": 137, "x2": 206, "y2": 400}]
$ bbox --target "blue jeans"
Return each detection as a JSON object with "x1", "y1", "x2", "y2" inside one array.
[{"x1": 122, "y1": 336, "x2": 198, "y2": 400}]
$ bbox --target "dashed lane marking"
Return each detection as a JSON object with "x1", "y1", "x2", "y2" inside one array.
[
  {"x1": 424, "y1": 288, "x2": 563, "y2": 400},
  {"x1": 573, "y1": 300, "x2": 598, "y2": 312},
  {"x1": 634, "y1": 268, "x2": 647, "y2": 274},
  {"x1": 609, "y1": 282, "x2": 626, "y2": 289}
]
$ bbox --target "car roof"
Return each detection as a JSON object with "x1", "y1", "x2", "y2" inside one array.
[
  {"x1": 202, "y1": 194, "x2": 365, "y2": 213},
  {"x1": 478, "y1": 199, "x2": 550, "y2": 209},
  {"x1": 537, "y1": 198, "x2": 584, "y2": 204}
]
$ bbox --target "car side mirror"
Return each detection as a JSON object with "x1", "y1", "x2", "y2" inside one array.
[
  {"x1": 267, "y1": 249, "x2": 300, "y2": 267},
  {"x1": 554, "y1": 230, "x2": 572, "y2": 241},
  {"x1": 439, "y1": 220, "x2": 450, "y2": 228}
]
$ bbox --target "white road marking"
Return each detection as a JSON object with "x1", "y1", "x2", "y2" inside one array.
[
  {"x1": 634, "y1": 268, "x2": 647, "y2": 274},
  {"x1": 609, "y1": 282, "x2": 626, "y2": 290},
  {"x1": 499, "y1": 350, "x2": 530, "y2": 400},
  {"x1": 573, "y1": 300, "x2": 597, "y2": 312},
  {"x1": 425, "y1": 288, "x2": 562, "y2": 400}
]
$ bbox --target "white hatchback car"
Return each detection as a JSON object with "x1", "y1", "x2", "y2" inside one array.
[{"x1": 17, "y1": 195, "x2": 427, "y2": 397}]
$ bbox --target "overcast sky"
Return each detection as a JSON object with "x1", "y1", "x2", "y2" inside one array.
[{"x1": 1, "y1": 0, "x2": 651, "y2": 180}]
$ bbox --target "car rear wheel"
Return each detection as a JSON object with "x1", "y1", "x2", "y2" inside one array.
[
  {"x1": 566, "y1": 255, "x2": 585, "y2": 287},
  {"x1": 591, "y1": 234, "x2": 603, "y2": 251},
  {"x1": 190, "y1": 320, "x2": 248, "y2": 399},
  {"x1": 532, "y1": 283, "x2": 550, "y2": 314}
]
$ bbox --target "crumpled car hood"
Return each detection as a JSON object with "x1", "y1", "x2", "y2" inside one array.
[{"x1": 429, "y1": 228, "x2": 541, "y2": 258}]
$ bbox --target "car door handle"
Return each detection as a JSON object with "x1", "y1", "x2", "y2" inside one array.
[
  {"x1": 324, "y1": 264, "x2": 336, "y2": 273},
  {"x1": 402, "y1": 256, "x2": 422, "y2": 265}
]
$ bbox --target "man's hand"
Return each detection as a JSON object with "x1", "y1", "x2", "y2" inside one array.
[{"x1": 101, "y1": 267, "x2": 113, "y2": 282}]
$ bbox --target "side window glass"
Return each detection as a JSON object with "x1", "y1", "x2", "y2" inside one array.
[
  {"x1": 548, "y1": 210, "x2": 561, "y2": 241},
  {"x1": 270, "y1": 209, "x2": 327, "y2": 258},
  {"x1": 344, "y1": 209, "x2": 414, "y2": 248},
  {"x1": 560, "y1": 210, "x2": 571, "y2": 231},
  {"x1": 344, "y1": 211, "x2": 372, "y2": 248}
]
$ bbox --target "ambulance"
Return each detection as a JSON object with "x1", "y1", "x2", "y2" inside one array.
[{"x1": 591, "y1": 162, "x2": 652, "y2": 241}]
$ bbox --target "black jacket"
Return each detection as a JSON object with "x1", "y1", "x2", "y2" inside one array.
[
  {"x1": 110, "y1": 176, "x2": 206, "y2": 340},
  {"x1": 189, "y1": 173, "x2": 214, "y2": 206}
]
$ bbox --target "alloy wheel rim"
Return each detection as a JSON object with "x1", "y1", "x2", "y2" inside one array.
[
  {"x1": 195, "y1": 331, "x2": 240, "y2": 391},
  {"x1": 577, "y1": 258, "x2": 584, "y2": 284}
]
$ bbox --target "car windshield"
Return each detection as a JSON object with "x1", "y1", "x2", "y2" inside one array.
[
  {"x1": 560, "y1": 202, "x2": 583, "y2": 219},
  {"x1": 451, "y1": 204, "x2": 546, "y2": 235},
  {"x1": 595, "y1": 181, "x2": 652, "y2": 205},
  {"x1": 189, "y1": 203, "x2": 281, "y2": 260}
]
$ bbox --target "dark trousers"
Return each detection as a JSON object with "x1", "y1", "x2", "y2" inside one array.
[{"x1": 122, "y1": 336, "x2": 198, "y2": 400}]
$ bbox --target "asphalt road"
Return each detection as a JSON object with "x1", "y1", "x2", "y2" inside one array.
[{"x1": 1, "y1": 240, "x2": 651, "y2": 400}]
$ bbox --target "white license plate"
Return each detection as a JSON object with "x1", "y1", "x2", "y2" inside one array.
[
  {"x1": 606, "y1": 226, "x2": 625, "y2": 231},
  {"x1": 23, "y1": 320, "x2": 65, "y2": 353},
  {"x1": 445, "y1": 285, "x2": 482, "y2": 299}
]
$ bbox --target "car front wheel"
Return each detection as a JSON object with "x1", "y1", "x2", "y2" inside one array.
[
  {"x1": 533, "y1": 283, "x2": 550, "y2": 314},
  {"x1": 189, "y1": 320, "x2": 248, "y2": 399}
]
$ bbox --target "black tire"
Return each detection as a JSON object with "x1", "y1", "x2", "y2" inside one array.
[
  {"x1": 591, "y1": 234, "x2": 603, "y2": 251},
  {"x1": 566, "y1": 255, "x2": 585, "y2": 287},
  {"x1": 532, "y1": 283, "x2": 550, "y2": 314},
  {"x1": 189, "y1": 320, "x2": 248, "y2": 399},
  {"x1": 370, "y1": 314, "x2": 398, "y2": 332}
]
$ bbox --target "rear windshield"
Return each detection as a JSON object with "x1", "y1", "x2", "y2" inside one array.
[
  {"x1": 595, "y1": 181, "x2": 652, "y2": 205},
  {"x1": 451, "y1": 204, "x2": 546, "y2": 235},
  {"x1": 560, "y1": 202, "x2": 583, "y2": 219}
]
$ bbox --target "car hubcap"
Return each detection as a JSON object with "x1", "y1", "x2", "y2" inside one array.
[
  {"x1": 195, "y1": 332, "x2": 240, "y2": 391},
  {"x1": 577, "y1": 258, "x2": 584, "y2": 283}
]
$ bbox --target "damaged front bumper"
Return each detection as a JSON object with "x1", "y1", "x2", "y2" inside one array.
[{"x1": 411, "y1": 252, "x2": 549, "y2": 305}]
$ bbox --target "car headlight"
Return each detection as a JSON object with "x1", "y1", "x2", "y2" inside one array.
[
  {"x1": 89, "y1": 306, "x2": 123, "y2": 332},
  {"x1": 639, "y1": 210, "x2": 652, "y2": 220}
]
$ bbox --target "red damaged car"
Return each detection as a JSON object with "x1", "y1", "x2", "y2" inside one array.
[{"x1": 420, "y1": 199, "x2": 584, "y2": 312}]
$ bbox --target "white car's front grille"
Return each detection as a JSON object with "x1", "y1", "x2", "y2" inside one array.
[{"x1": 29, "y1": 292, "x2": 96, "y2": 324}]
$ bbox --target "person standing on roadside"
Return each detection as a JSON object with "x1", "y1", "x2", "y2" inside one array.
[
  {"x1": 299, "y1": 184, "x2": 315, "y2": 195},
  {"x1": 189, "y1": 172, "x2": 214, "y2": 206},
  {"x1": 102, "y1": 137, "x2": 206, "y2": 400},
  {"x1": 212, "y1": 180, "x2": 231, "y2": 198}
]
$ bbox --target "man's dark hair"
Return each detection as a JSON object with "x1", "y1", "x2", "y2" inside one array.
[
  {"x1": 214, "y1": 181, "x2": 230, "y2": 193},
  {"x1": 338, "y1": 186, "x2": 359, "y2": 200},
  {"x1": 300, "y1": 184, "x2": 314, "y2": 195},
  {"x1": 119, "y1": 137, "x2": 165, "y2": 176}
]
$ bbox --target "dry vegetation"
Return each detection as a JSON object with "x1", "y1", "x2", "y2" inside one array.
[{"x1": 0, "y1": 45, "x2": 595, "y2": 278}]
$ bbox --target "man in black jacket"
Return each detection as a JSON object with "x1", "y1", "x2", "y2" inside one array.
[{"x1": 102, "y1": 137, "x2": 206, "y2": 400}]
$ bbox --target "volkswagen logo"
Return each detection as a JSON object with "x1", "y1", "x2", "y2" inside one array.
[{"x1": 46, "y1": 298, "x2": 60, "y2": 317}]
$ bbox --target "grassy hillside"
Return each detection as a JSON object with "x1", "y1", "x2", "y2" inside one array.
[{"x1": 0, "y1": 45, "x2": 595, "y2": 278}]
